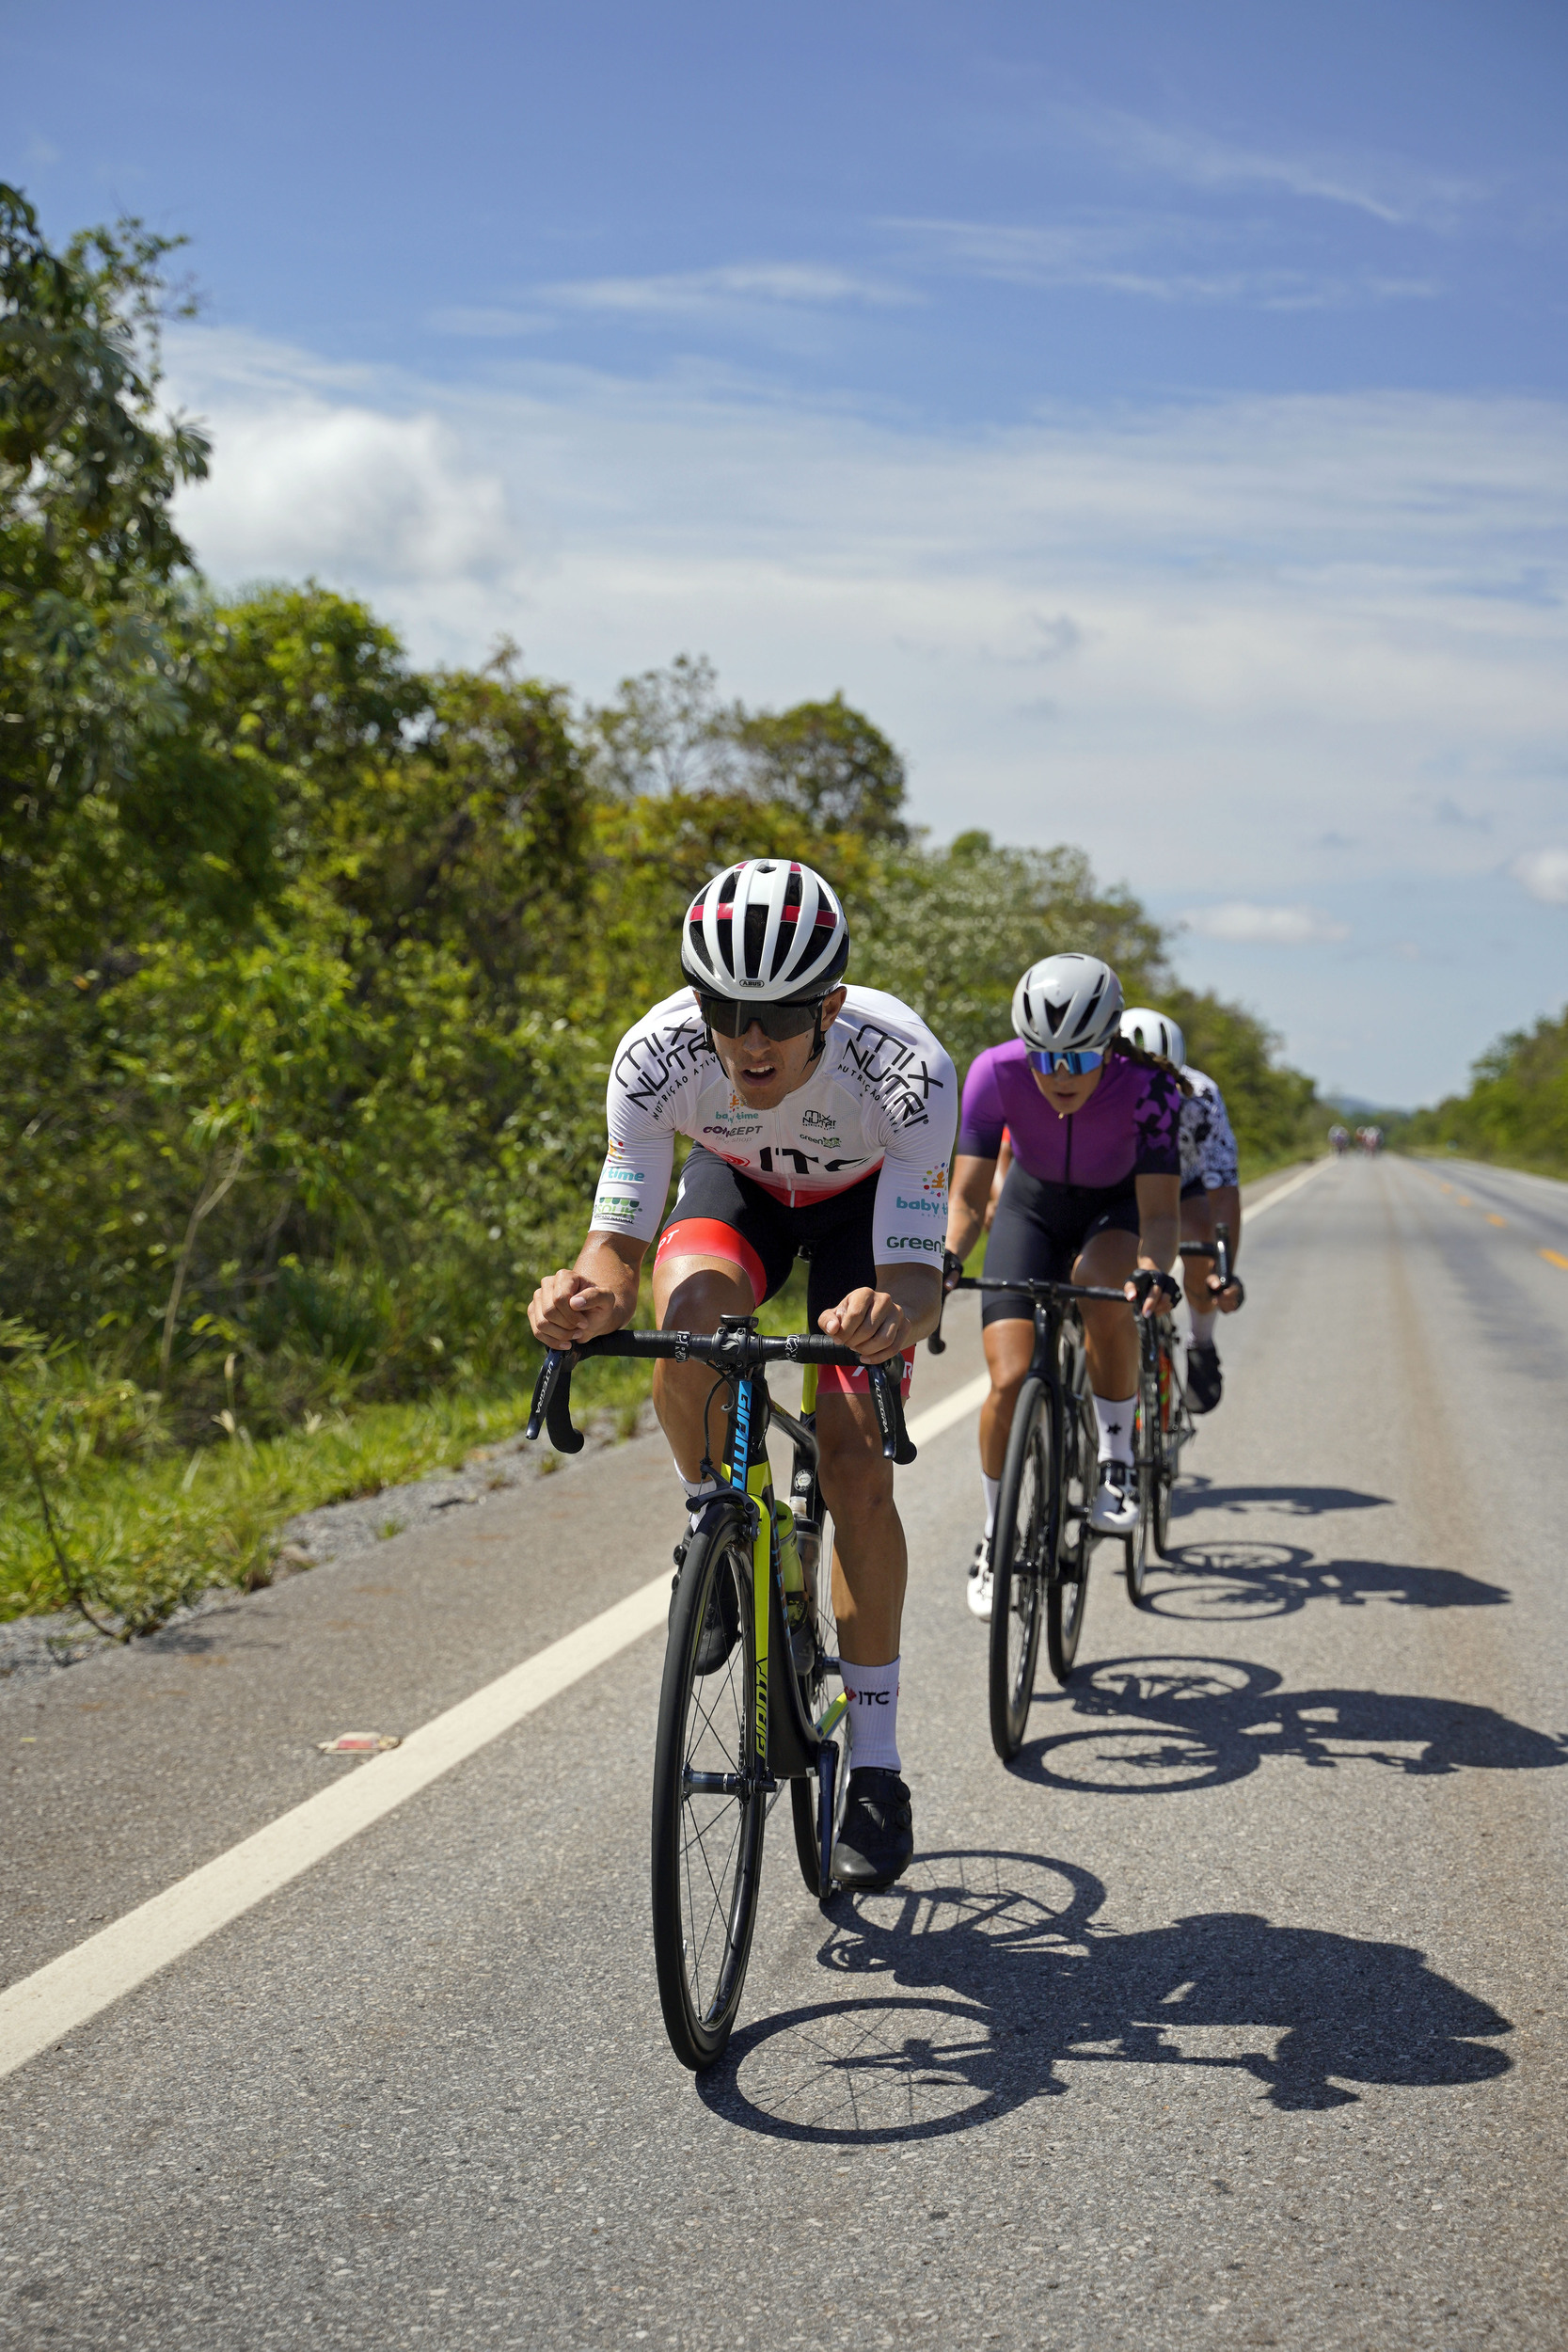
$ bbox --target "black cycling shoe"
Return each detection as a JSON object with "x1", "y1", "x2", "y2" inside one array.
[
  {"x1": 1186, "y1": 1341, "x2": 1223, "y2": 1415},
  {"x1": 830, "y1": 1767, "x2": 913, "y2": 1890},
  {"x1": 669, "y1": 1534, "x2": 740, "y2": 1675}
]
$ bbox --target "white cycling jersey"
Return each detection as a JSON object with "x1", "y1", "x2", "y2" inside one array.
[
  {"x1": 1180, "y1": 1066, "x2": 1240, "y2": 1192},
  {"x1": 589, "y1": 986, "x2": 958, "y2": 1266}
]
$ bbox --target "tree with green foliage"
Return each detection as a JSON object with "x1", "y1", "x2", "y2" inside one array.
[{"x1": 1405, "y1": 1006, "x2": 1568, "y2": 1175}]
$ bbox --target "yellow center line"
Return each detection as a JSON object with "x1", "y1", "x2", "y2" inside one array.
[
  {"x1": 1486, "y1": 1214, "x2": 1507, "y2": 1228},
  {"x1": 1542, "y1": 1249, "x2": 1568, "y2": 1273},
  {"x1": 1456, "y1": 1195, "x2": 1472, "y2": 1207}
]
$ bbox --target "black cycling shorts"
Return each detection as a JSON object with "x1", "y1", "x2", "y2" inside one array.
[
  {"x1": 981, "y1": 1160, "x2": 1142, "y2": 1328},
  {"x1": 656, "y1": 1144, "x2": 912, "y2": 1396}
]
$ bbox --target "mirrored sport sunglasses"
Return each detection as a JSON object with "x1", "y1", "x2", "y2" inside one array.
[
  {"x1": 698, "y1": 991, "x2": 827, "y2": 1041},
  {"x1": 1026, "y1": 1045, "x2": 1105, "y2": 1076}
]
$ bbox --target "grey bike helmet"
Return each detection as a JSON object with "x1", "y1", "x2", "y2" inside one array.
[
  {"x1": 1119, "y1": 1006, "x2": 1186, "y2": 1068},
  {"x1": 680, "y1": 859, "x2": 849, "y2": 1001},
  {"x1": 1011, "y1": 953, "x2": 1123, "y2": 1054}
]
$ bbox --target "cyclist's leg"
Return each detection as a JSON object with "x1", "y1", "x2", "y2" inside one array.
[
  {"x1": 650, "y1": 1148, "x2": 793, "y2": 1483},
  {"x1": 1180, "y1": 1181, "x2": 1215, "y2": 1327},
  {"x1": 1074, "y1": 1205, "x2": 1143, "y2": 1532},
  {"x1": 971, "y1": 1168, "x2": 1071, "y2": 1607}
]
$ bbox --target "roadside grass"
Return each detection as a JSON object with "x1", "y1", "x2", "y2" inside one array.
[{"x1": 0, "y1": 1268, "x2": 822, "y2": 1635}]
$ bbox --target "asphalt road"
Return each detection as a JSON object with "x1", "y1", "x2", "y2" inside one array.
[{"x1": 3, "y1": 1153, "x2": 1566, "y2": 2350}]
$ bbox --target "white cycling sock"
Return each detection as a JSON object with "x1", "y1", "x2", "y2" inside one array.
[
  {"x1": 843, "y1": 1656, "x2": 901, "y2": 1773},
  {"x1": 1092, "y1": 1391, "x2": 1136, "y2": 1466},
  {"x1": 680, "y1": 1470, "x2": 722, "y2": 1529},
  {"x1": 1188, "y1": 1308, "x2": 1217, "y2": 1347},
  {"x1": 981, "y1": 1471, "x2": 1001, "y2": 1539}
]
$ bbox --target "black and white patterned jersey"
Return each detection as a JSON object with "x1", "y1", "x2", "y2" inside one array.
[
  {"x1": 1179, "y1": 1066, "x2": 1240, "y2": 1191},
  {"x1": 589, "y1": 986, "x2": 958, "y2": 1268}
]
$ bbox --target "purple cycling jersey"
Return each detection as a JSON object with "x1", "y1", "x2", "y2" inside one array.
[{"x1": 958, "y1": 1041, "x2": 1181, "y2": 1190}]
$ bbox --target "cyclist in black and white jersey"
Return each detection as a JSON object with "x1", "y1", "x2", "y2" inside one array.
[
  {"x1": 1120, "y1": 1009, "x2": 1244, "y2": 1412},
  {"x1": 528, "y1": 860, "x2": 957, "y2": 1889}
]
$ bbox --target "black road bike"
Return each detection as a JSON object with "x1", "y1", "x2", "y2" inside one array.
[
  {"x1": 526, "y1": 1319, "x2": 913, "y2": 2071},
  {"x1": 930, "y1": 1226, "x2": 1228, "y2": 1761}
]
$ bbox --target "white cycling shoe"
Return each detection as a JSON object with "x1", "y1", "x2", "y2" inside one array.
[
  {"x1": 966, "y1": 1535, "x2": 993, "y2": 1622},
  {"x1": 1089, "y1": 1458, "x2": 1139, "y2": 1535}
]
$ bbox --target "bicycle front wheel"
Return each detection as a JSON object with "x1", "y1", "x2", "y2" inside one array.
[
  {"x1": 790, "y1": 1518, "x2": 847, "y2": 1898},
  {"x1": 1047, "y1": 1358, "x2": 1095, "y2": 1682},
  {"x1": 1151, "y1": 1337, "x2": 1178, "y2": 1559},
  {"x1": 651, "y1": 1521, "x2": 765, "y2": 2071},
  {"x1": 1124, "y1": 1343, "x2": 1161, "y2": 1605},
  {"x1": 989, "y1": 1377, "x2": 1051, "y2": 1760}
]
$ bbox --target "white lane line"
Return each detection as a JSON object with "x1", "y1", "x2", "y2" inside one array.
[
  {"x1": 0, "y1": 1374, "x2": 993, "y2": 2078},
  {"x1": 907, "y1": 1370, "x2": 990, "y2": 1444},
  {"x1": 1243, "y1": 1158, "x2": 1330, "y2": 1219}
]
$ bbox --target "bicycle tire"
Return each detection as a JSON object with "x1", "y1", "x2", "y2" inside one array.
[
  {"x1": 650, "y1": 1519, "x2": 766, "y2": 2070},
  {"x1": 1123, "y1": 1343, "x2": 1160, "y2": 1606},
  {"x1": 989, "y1": 1377, "x2": 1050, "y2": 1759},
  {"x1": 790, "y1": 1516, "x2": 848, "y2": 1897},
  {"x1": 1151, "y1": 1338, "x2": 1178, "y2": 1560},
  {"x1": 1047, "y1": 1351, "x2": 1094, "y2": 1682}
]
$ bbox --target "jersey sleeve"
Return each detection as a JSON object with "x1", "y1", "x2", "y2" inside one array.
[
  {"x1": 1200, "y1": 1087, "x2": 1240, "y2": 1188},
  {"x1": 956, "y1": 1047, "x2": 1006, "y2": 1159},
  {"x1": 587, "y1": 1008, "x2": 705, "y2": 1247},
  {"x1": 1132, "y1": 1067, "x2": 1182, "y2": 1178},
  {"x1": 871, "y1": 1034, "x2": 959, "y2": 1274}
]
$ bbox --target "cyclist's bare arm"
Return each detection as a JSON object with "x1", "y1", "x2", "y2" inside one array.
[
  {"x1": 1131, "y1": 1171, "x2": 1181, "y2": 1316},
  {"x1": 1207, "y1": 1182, "x2": 1243, "y2": 1309},
  {"x1": 944, "y1": 1152, "x2": 998, "y2": 1270},
  {"x1": 984, "y1": 1133, "x2": 1013, "y2": 1231},
  {"x1": 528, "y1": 1232, "x2": 644, "y2": 1347},
  {"x1": 818, "y1": 1263, "x2": 943, "y2": 1360}
]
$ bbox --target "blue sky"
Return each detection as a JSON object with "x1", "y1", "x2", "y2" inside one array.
[{"x1": 7, "y1": 0, "x2": 1567, "y2": 1103}]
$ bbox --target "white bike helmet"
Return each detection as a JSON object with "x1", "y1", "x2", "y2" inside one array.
[
  {"x1": 1011, "y1": 953, "x2": 1123, "y2": 1054},
  {"x1": 1120, "y1": 1006, "x2": 1186, "y2": 1068},
  {"x1": 680, "y1": 859, "x2": 850, "y2": 1001}
]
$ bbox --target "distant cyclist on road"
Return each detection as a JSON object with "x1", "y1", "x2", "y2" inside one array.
[
  {"x1": 527, "y1": 859, "x2": 956, "y2": 1888},
  {"x1": 1119, "y1": 1009, "x2": 1244, "y2": 1415},
  {"x1": 942, "y1": 952, "x2": 1183, "y2": 1622}
]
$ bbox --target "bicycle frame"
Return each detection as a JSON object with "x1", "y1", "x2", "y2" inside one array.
[{"x1": 526, "y1": 1318, "x2": 911, "y2": 1892}]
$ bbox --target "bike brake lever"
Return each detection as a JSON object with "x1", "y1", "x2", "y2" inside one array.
[
  {"x1": 865, "y1": 1360, "x2": 917, "y2": 1466},
  {"x1": 525, "y1": 1348, "x2": 586, "y2": 1454}
]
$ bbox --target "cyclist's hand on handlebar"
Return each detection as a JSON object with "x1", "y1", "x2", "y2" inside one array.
[
  {"x1": 942, "y1": 1248, "x2": 966, "y2": 1293},
  {"x1": 1126, "y1": 1267, "x2": 1181, "y2": 1319},
  {"x1": 527, "y1": 1269, "x2": 625, "y2": 1349},
  {"x1": 818, "y1": 1285, "x2": 911, "y2": 1364},
  {"x1": 1207, "y1": 1270, "x2": 1245, "y2": 1314}
]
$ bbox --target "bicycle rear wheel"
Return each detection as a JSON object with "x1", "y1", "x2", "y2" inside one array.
[
  {"x1": 651, "y1": 1521, "x2": 765, "y2": 2070},
  {"x1": 989, "y1": 1377, "x2": 1050, "y2": 1760},
  {"x1": 1047, "y1": 1350, "x2": 1095, "y2": 1682}
]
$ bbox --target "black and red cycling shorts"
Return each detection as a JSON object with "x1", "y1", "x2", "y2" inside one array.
[{"x1": 656, "y1": 1144, "x2": 913, "y2": 1398}]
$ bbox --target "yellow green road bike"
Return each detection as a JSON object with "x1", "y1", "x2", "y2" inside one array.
[{"x1": 526, "y1": 1317, "x2": 915, "y2": 2070}]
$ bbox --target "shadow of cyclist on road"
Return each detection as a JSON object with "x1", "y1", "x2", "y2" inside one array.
[
  {"x1": 1007, "y1": 1655, "x2": 1568, "y2": 1795},
  {"x1": 1138, "y1": 1534, "x2": 1509, "y2": 1621},
  {"x1": 699, "y1": 1850, "x2": 1511, "y2": 2145}
]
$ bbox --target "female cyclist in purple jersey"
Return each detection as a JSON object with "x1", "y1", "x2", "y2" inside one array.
[{"x1": 942, "y1": 952, "x2": 1185, "y2": 1620}]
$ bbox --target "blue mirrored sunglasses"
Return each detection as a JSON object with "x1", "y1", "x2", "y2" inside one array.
[{"x1": 1027, "y1": 1046, "x2": 1105, "y2": 1076}]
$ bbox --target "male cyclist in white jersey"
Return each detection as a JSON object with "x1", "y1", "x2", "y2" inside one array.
[
  {"x1": 528, "y1": 859, "x2": 956, "y2": 1890},
  {"x1": 1119, "y1": 1009, "x2": 1245, "y2": 1413}
]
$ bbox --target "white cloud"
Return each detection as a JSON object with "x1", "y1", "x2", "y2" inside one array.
[
  {"x1": 888, "y1": 215, "x2": 1439, "y2": 309},
  {"x1": 545, "y1": 263, "x2": 918, "y2": 316},
  {"x1": 1513, "y1": 847, "x2": 1568, "y2": 905},
  {"x1": 1181, "y1": 904, "x2": 1352, "y2": 946},
  {"x1": 184, "y1": 389, "x2": 512, "y2": 589},
  {"x1": 1069, "y1": 104, "x2": 1485, "y2": 230}
]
